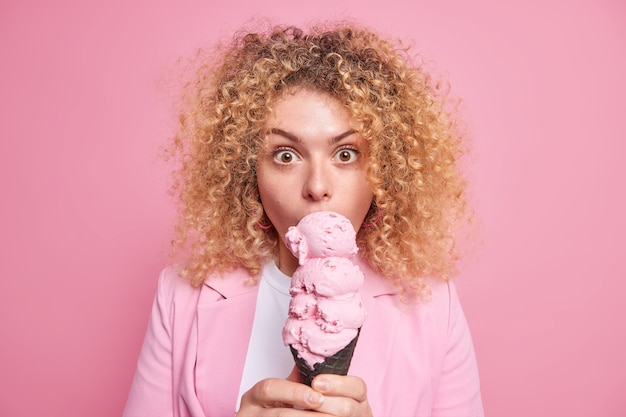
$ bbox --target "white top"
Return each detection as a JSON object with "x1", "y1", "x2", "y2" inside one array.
[{"x1": 236, "y1": 262, "x2": 294, "y2": 411}]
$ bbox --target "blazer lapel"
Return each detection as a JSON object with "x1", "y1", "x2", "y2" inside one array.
[
  {"x1": 194, "y1": 271, "x2": 259, "y2": 416},
  {"x1": 348, "y1": 258, "x2": 402, "y2": 404}
]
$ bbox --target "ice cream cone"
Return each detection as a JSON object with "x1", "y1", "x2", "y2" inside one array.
[{"x1": 290, "y1": 328, "x2": 361, "y2": 386}]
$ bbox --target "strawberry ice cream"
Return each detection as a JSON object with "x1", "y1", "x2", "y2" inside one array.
[{"x1": 282, "y1": 211, "x2": 366, "y2": 385}]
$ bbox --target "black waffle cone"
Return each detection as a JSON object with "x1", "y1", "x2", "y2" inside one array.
[{"x1": 289, "y1": 328, "x2": 361, "y2": 386}]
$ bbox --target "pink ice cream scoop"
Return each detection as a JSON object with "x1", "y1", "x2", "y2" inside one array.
[
  {"x1": 284, "y1": 211, "x2": 359, "y2": 265},
  {"x1": 282, "y1": 211, "x2": 366, "y2": 385},
  {"x1": 289, "y1": 257, "x2": 364, "y2": 299}
]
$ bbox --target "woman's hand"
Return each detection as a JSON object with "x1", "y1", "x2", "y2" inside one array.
[
  {"x1": 308, "y1": 373, "x2": 373, "y2": 417},
  {"x1": 237, "y1": 367, "x2": 324, "y2": 416},
  {"x1": 237, "y1": 367, "x2": 372, "y2": 416}
]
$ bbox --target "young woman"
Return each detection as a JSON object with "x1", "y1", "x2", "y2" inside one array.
[{"x1": 124, "y1": 22, "x2": 483, "y2": 417}]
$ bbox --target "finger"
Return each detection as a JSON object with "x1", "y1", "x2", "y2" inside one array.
[
  {"x1": 311, "y1": 374, "x2": 367, "y2": 402},
  {"x1": 308, "y1": 394, "x2": 360, "y2": 417},
  {"x1": 243, "y1": 378, "x2": 324, "y2": 410}
]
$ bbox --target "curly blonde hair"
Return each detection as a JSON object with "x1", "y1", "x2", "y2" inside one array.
[{"x1": 169, "y1": 21, "x2": 470, "y2": 295}]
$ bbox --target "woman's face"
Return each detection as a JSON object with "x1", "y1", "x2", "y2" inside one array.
[{"x1": 257, "y1": 88, "x2": 374, "y2": 275}]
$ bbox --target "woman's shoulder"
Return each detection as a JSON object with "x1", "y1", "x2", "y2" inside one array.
[
  {"x1": 357, "y1": 255, "x2": 456, "y2": 313},
  {"x1": 155, "y1": 264, "x2": 258, "y2": 304},
  {"x1": 415, "y1": 278, "x2": 459, "y2": 324}
]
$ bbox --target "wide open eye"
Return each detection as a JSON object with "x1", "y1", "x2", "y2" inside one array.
[
  {"x1": 334, "y1": 148, "x2": 358, "y2": 163},
  {"x1": 274, "y1": 149, "x2": 298, "y2": 164}
]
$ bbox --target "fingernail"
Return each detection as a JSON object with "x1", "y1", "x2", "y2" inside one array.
[
  {"x1": 313, "y1": 378, "x2": 330, "y2": 392},
  {"x1": 307, "y1": 390, "x2": 324, "y2": 405}
]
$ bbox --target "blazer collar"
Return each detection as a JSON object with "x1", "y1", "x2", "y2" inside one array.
[{"x1": 202, "y1": 267, "x2": 259, "y2": 299}]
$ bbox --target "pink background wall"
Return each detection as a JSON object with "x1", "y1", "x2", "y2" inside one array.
[{"x1": 1, "y1": 0, "x2": 624, "y2": 415}]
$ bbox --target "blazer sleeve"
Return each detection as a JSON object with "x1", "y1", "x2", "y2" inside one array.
[
  {"x1": 431, "y1": 281, "x2": 484, "y2": 417},
  {"x1": 123, "y1": 269, "x2": 176, "y2": 417}
]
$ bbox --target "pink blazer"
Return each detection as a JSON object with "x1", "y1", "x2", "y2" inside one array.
[{"x1": 123, "y1": 259, "x2": 483, "y2": 417}]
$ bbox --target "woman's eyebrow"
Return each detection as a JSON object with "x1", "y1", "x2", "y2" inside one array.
[
  {"x1": 331, "y1": 129, "x2": 356, "y2": 144},
  {"x1": 269, "y1": 128, "x2": 300, "y2": 143},
  {"x1": 268, "y1": 128, "x2": 356, "y2": 144}
]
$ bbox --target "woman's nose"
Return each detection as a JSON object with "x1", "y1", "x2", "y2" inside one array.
[{"x1": 302, "y1": 164, "x2": 332, "y2": 201}]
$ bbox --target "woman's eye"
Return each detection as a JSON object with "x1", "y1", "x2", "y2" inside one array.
[
  {"x1": 335, "y1": 148, "x2": 358, "y2": 163},
  {"x1": 274, "y1": 150, "x2": 297, "y2": 164}
]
